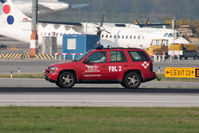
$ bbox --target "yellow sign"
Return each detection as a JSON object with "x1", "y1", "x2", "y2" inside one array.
[
  {"x1": 196, "y1": 69, "x2": 199, "y2": 77},
  {"x1": 165, "y1": 67, "x2": 197, "y2": 78}
]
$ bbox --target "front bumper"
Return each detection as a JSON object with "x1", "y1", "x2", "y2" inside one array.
[{"x1": 44, "y1": 74, "x2": 57, "y2": 83}]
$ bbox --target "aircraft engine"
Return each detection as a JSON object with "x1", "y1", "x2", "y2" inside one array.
[{"x1": 83, "y1": 23, "x2": 99, "y2": 35}]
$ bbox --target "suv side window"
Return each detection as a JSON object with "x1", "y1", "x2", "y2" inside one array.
[
  {"x1": 86, "y1": 51, "x2": 107, "y2": 63},
  {"x1": 128, "y1": 51, "x2": 149, "y2": 61},
  {"x1": 110, "y1": 51, "x2": 127, "y2": 62}
]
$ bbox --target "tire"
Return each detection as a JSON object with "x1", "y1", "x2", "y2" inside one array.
[
  {"x1": 193, "y1": 55, "x2": 197, "y2": 60},
  {"x1": 120, "y1": 82, "x2": 126, "y2": 88},
  {"x1": 58, "y1": 72, "x2": 76, "y2": 88},
  {"x1": 184, "y1": 56, "x2": 188, "y2": 60},
  {"x1": 179, "y1": 55, "x2": 182, "y2": 60},
  {"x1": 56, "y1": 82, "x2": 61, "y2": 88},
  {"x1": 123, "y1": 72, "x2": 141, "y2": 89}
]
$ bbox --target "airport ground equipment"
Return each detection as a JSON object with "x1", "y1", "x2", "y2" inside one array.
[
  {"x1": 62, "y1": 34, "x2": 99, "y2": 60},
  {"x1": 145, "y1": 39, "x2": 169, "y2": 62},
  {"x1": 168, "y1": 43, "x2": 199, "y2": 60},
  {"x1": 145, "y1": 39, "x2": 169, "y2": 57},
  {"x1": 45, "y1": 46, "x2": 156, "y2": 89}
]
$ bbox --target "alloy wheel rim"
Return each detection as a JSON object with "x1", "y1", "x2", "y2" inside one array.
[
  {"x1": 62, "y1": 74, "x2": 73, "y2": 86},
  {"x1": 127, "y1": 75, "x2": 138, "y2": 86}
]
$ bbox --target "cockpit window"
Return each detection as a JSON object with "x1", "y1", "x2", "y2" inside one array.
[
  {"x1": 176, "y1": 32, "x2": 181, "y2": 37},
  {"x1": 164, "y1": 32, "x2": 181, "y2": 38},
  {"x1": 168, "y1": 33, "x2": 173, "y2": 37},
  {"x1": 164, "y1": 33, "x2": 168, "y2": 37}
]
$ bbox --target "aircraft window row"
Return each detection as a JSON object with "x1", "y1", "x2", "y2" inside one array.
[
  {"x1": 101, "y1": 34, "x2": 144, "y2": 39},
  {"x1": 39, "y1": 32, "x2": 68, "y2": 37}
]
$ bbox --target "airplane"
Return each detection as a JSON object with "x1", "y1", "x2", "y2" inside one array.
[
  {"x1": 0, "y1": 0, "x2": 190, "y2": 50},
  {"x1": 13, "y1": 0, "x2": 89, "y2": 17},
  {"x1": 100, "y1": 23, "x2": 190, "y2": 48}
]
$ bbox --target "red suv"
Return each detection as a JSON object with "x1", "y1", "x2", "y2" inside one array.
[{"x1": 45, "y1": 47, "x2": 156, "y2": 88}]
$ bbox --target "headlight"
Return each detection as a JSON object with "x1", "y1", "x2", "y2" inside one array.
[{"x1": 48, "y1": 67, "x2": 56, "y2": 73}]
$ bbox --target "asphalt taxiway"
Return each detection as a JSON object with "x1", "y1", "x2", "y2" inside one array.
[{"x1": 0, "y1": 78, "x2": 199, "y2": 107}]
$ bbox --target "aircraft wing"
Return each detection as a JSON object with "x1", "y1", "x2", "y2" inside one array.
[
  {"x1": 38, "y1": 4, "x2": 54, "y2": 13},
  {"x1": 71, "y1": 4, "x2": 89, "y2": 9},
  {"x1": 38, "y1": 20, "x2": 82, "y2": 26},
  {"x1": 38, "y1": 1, "x2": 71, "y2": 11},
  {"x1": 138, "y1": 24, "x2": 171, "y2": 27}
]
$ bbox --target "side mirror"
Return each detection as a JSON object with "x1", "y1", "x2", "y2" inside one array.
[{"x1": 83, "y1": 59, "x2": 90, "y2": 64}]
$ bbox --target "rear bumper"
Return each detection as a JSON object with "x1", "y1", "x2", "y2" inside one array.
[{"x1": 142, "y1": 72, "x2": 156, "y2": 82}]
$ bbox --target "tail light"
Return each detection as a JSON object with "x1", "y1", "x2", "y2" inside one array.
[{"x1": 149, "y1": 62, "x2": 153, "y2": 72}]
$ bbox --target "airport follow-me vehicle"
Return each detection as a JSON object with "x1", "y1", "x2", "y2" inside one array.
[
  {"x1": 44, "y1": 46, "x2": 156, "y2": 89},
  {"x1": 0, "y1": 0, "x2": 190, "y2": 49}
]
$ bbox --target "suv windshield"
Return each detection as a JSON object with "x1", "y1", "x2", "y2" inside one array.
[
  {"x1": 73, "y1": 50, "x2": 92, "y2": 62},
  {"x1": 128, "y1": 51, "x2": 149, "y2": 61}
]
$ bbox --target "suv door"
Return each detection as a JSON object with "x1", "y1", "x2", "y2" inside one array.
[
  {"x1": 80, "y1": 51, "x2": 109, "y2": 81},
  {"x1": 108, "y1": 50, "x2": 128, "y2": 80}
]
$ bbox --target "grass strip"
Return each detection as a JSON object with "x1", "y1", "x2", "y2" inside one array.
[
  {"x1": 0, "y1": 73, "x2": 43, "y2": 79},
  {"x1": 0, "y1": 107, "x2": 199, "y2": 133},
  {"x1": 156, "y1": 73, "x2": 199, "y2": 82}
]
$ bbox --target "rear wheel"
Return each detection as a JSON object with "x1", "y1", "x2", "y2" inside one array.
[
  {"x1": 122, "y1": 72, "x2": 141, "y2": 89},
  {"x1": 179, "y1": 55, "x2": 182, "y2": 60},
  {"x1": 193, "y1": 55, "x2": 197, "y2": 60},
  {"x1": 58, "y1": 72, "x2": 76, "y2": 88}
]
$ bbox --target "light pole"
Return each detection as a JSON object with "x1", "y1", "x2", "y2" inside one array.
[{"x1": 30, "y1": 0, "x2": 38, "y2": 58}]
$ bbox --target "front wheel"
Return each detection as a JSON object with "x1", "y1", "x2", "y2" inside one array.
[
  {"x1": 122, "y1": 72, "x2": 141, "y2": 89},
  {"x1": 58, "y1": 72, "x2": 76, "y2": 88}
]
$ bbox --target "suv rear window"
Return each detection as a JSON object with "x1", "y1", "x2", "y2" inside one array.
[
  {"x1": 128, "y1": 51, "x2": 149, "y2": 61},
  {"x1": 110, "y1": 51, "x2": 127, "y2": 62}
]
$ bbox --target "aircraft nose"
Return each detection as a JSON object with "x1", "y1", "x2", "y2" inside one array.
[
  {"x1": 175, "y1": 37, "x2": 190, "y2": 44},
  {"x1": 0, "y1": 0, "x2": 6, "y2": 3}
]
